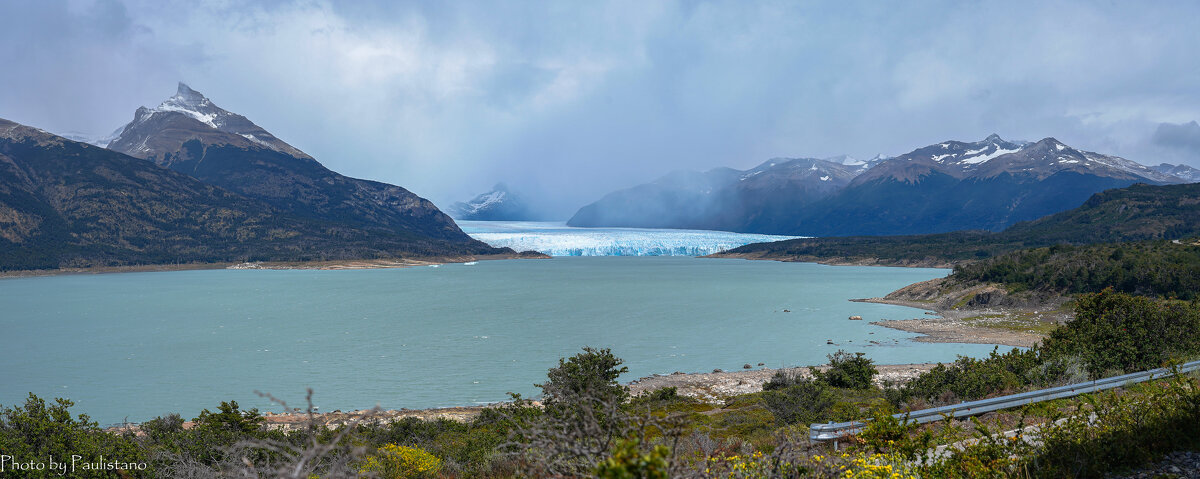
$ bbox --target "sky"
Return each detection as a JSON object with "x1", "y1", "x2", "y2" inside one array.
[{"x1": 2, "y1": 0, "x2": 1200, "y2": 218}]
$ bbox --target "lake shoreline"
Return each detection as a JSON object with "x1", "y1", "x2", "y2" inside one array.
[
  {"x1": 857, "y1": 296, "x2": 1044, "y2": 348},
  {"x1": 711, "y1": 253, "x2": 1063, "y2": 348},
  {"x1": 0, "y1": 252, "x2": 549, "y2": 279},
  {"x1": 703, "y1": 251, "x2": 956, "y2": 269},
  {"x1": 108, "y1": 363, "x2": 939, "y2": 432}
]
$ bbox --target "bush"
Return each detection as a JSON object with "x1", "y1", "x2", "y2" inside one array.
[
  {"x1": 593, "y1": 437, "x2": 669, "y2": 479},
  {"x1": 643, "y1": 386, "x2": 678, "y2": 402},
  {"x1": 761, "y1": 378, "x2": 837, "y2": 426},
  {"x1": 897, "y1": 347, "x2": 1038, "y2": 405},
  {"x1": 0, "y1": 394, "x2": 147, "y2": 478},
  {"x1": 358, "y1": 444, "x2": 443, "y2": 479},
  {"x1": 1028, "y1": 374, "x2": 1200, "y2": 477},
  {"x1": 762, "y1": 370, "x2": 808, "y2": 391},
  {"x1": 812, "y1": 350, "x2": 878, "y2": 390},
  {"x1": 192, "y1": 400, "x2": 264, "y2": 434},
  {"x1": 537, "y1": 346, "x2": 629, "y2": 408},
  {"x1": 1041, "y1": 289, "x2": 1200, "y2": 377}
]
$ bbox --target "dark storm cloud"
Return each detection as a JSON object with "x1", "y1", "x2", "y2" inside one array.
[
  {"x1": 1153, "y1": 121, "x2": 1200, "y2": 152},
  {"x1": 2, "y1": 1, "x2": 1199, "y2": 218}
]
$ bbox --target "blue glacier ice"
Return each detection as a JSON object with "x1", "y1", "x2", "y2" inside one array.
[{"x1": 459, "y1": 221, "x2": 802, "y2": 256}]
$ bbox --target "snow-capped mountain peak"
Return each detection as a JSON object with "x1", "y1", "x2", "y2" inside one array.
[
  {"x1": 108, "y1": 82, "x2": 309, "y2": 159},
  {"x1": 449, "y1": 183, "x2": 542, "y2": 221},
  {"x1": 154, "y1": 83, "x2": 223, "y2": 129},
  {"x1": 1152, "y1": 163, "x2": 1200, "y2": 183}
]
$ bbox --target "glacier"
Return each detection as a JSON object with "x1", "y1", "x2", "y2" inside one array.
[{"x1": 460, "y1": 221, "x2": 801, "y2": 256}]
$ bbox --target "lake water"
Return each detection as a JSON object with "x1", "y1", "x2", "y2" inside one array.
[{"x1": 0, "y1": 256, "x2": 1002, "y2": 425}]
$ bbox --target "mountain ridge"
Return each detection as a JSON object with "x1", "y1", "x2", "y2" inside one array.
[
  {"x1": 0, "y1": 117, "x2": 509, "y2": 271},
  {"x1": 569, "y1": 134, "x2": 1192, "y2": 236},
  {"x1": 106, "y1": 84, "x2": 475, "y2": 243}
]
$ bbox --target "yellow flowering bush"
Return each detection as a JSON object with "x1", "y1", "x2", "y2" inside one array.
[
  {"x1": 811, "y1": 451, "x2": 919, "y2": 479},
  {"x1": 594, "y1": 437, "x2": 670, "y2": 479},
  {"x1": 704, "y1": 450, "x2": 768, "y2": 478},
  {"x1": 358, "y1": 443, "x2": 443, "y2": 479}
]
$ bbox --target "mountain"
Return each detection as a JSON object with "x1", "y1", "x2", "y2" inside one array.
[
  {"x1": 59, "y1": 127, "x2": 122, "y2": 147},
  {"x1": 715, "y1": 182, "x2": 1200, "y2": 266},
  {"x1": 798, "y1": 136, "x2": 1179, "y2": 236},
  {"x1": 567, "y1": 157, "x2": 862, "y2": 231},
  {"x1": 0, "y1": 118, "x2": 507, "y2": 271},
  {"x1": 571, "y1": 134, "x2": 1187, "y2": 236},
  {"x1": 448, "y1": 183, "x2": 541, "y2": 221},
  {"x1": 107, "y1": 83, "x2": 472, "y2": 242},
  {"x1": 1151, "y1": 163, "x2": 1200, "y2": 183}
]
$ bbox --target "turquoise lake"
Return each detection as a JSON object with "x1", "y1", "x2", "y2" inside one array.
[{"x1": 0, "y1": 256, "x2": 1003, "y2": 425}]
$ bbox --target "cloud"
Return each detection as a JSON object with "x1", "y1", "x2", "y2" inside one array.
[
  {"x1": 3, "y1": 0, "x2": 1200, "y2": 217},
  {"x1": 1153, "y1": 121, "x2": 1200, "y2": 152}
]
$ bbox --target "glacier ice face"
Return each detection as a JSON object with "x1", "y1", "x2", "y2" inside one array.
[{"x1": 460, "y1": 221, "x2": 802, "y2": 256}]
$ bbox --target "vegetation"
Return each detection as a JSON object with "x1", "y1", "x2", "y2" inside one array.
[
  {"x1": 893, "y1": 290, "x2": 1200, "y2": 407},
  {"x1": 0, "y1": 395, "x2": 146, "y2": 478},
  {"x1": 811, "y1": 350, "x2": 878, "y2": 390},
  {"x1": 950, "y1": 240, "x2": 1200, "y2": 299},
  {"x1": 358, "y1": 444, "x2": 444, "y2": 479}
]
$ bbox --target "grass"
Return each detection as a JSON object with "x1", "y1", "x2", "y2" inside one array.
[{"x1": 960, "y1": 313, "x2": 1061, "y2": 335}]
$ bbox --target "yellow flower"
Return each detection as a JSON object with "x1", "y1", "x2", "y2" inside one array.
[{"x1": 358, "y1": 444, "x2": 442, "y2": 479}]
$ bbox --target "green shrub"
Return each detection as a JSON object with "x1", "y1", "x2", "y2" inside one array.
[
  {"x1": 1027, "y1": 374, "x2": 1200, "y2": 477},
  {"x1": 0, "y1": 394, "x2": 147, "y2": 478},
  {"x1": 762, "y1": 370, "x2": 808, "y2": 391},
  {"x1": 897, "y1": 347, "x2": 1038, "y2": 405},
  {"x1": 593, "y1": 437, "x2": 669, "y2": 479},
  {"x1": 812, "y1": 350, "x2": 879, "y2": 390},
  {"x1": 192, "y1": 400, "x2": 264, "y2": 434},
  {"x1": 537, "y1": 346, "x2": 629, "y2": 408},
  {"x1": 644, "y1": 386, "x2": 678, "y2": 402},
  {"x1": 1041, "y1": 289, "x2": 1200, "y2": 377},
  {"x1": 761, "y1": 378, "x2": 837, "y2": 426}
]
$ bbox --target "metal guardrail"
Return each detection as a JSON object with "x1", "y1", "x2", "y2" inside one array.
[{"x1": 809, "y1": 359, "x2": 1200, "y2": 444}]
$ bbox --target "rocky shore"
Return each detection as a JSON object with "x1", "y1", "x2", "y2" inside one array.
[
  {"x1": 856, "y1": 277, "x2": 1073, "y2": 348},
  {"x1": 626, "y1": 363, "x2": 937, "y2": 403}
]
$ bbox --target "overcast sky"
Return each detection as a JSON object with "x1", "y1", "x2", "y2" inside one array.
[{"x1": 3, "y1": 0, "x2": 1199, "y2": 217}]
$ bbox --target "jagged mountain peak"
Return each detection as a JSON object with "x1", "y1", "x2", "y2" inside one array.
[
  {"x1": 172, "y1": 82, "x2": 206, "y2": 104},
  {"x1": 1152, "y1": 163, "x2": 1200, "y2": 183},
  {"x1": 109, "y1": 83, "x2": 309, "y2": 159},
  {"x1": 1031, "y1": 137, "x2": 1066, "y2": 148}
]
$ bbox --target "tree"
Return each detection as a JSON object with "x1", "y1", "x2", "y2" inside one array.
[
  {"x1": 537, "y1": 347, "x2": 629, "y2": 407},
  {"x1": 811, "y1": 350, "x2": 878, "y2": 390}
]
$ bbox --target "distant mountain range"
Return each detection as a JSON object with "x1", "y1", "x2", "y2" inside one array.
[
  {"x1": 714, "y1": 182, "x2": 1200, "y2": 266},
  {"x1": 447, "y1": 183, "x2": 544, "y2": 221},
  {"x1": 0, "y1": 84, "x2": 508, "y2": 271},
  {"x1": 568, "y1": 134, "x2": 1199, "y2": 236}
]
